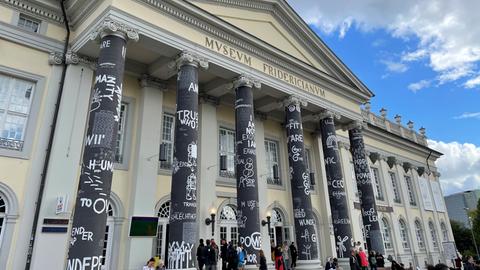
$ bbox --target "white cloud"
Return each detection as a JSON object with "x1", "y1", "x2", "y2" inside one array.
[
  {"x1": 407, "y1": 79, "x2": 431, "y2": 92},
  {"x1": 454, "y1": 112, "x2": 480, "y2": 119},
  {"x1": 464, "y1": 75, "x2": 480, "y2": 88},
  {"x1": 380, "y1": 60, "x2": 408, "y2": 73},
  {"x1": 288, "y1": 0, "x2": 480, "y2": 89},
  {"x1": 428, "y1": 140, "x2": 480, "y2": 195}
]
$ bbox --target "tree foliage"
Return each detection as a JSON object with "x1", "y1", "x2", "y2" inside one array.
[{"x1": 450, "y1": 220, "x2": 475, "y2": 257}]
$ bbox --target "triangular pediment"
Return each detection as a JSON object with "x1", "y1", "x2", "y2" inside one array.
[{"x1": 188, "y1": 0, "x2": 373, "y2": 98}]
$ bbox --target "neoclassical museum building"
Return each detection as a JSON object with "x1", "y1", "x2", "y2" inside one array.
[{"x1": 0, "y1": 1, "x2": 454, "y2": 270}]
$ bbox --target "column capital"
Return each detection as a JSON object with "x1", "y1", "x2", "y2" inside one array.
[
  {"x1": 233, "y1": 74, "x2": 261, "y2": 89},
  {"x1": 139, "y1": 74, "x2": 167, "y2": 90},
  {"x1": 90, "y1": 17, "x2": 139, "y2": 42},
  {"x1": 48, "y1": 51, "x2": 97, "y2": 69},
  {"x1": 343, "y1": 120, "x2": 367, "y2": 131},
  {"x1": 169, "y1": 50, "x2": 209, "y2": 70},
  {"x1": 282, "y1": 95, "x2": 308, "y2": 108},
  {"x1": 316, "y1": 109, "x2": 341, "y2": 121}
]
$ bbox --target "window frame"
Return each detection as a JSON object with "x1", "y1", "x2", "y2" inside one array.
[
  {"x1": 113, "y1": 97, "x2": 134, "y2": 170},
  {"x1": 428, "y1": 221, "x2": 439, "y2": 249},
  {"x1": 158, "y1": 112, "x2": 175, "y2": 172},
  {"x1": 265, "y1": 138, "x2": 282, "y2": 187},
  {"x1": 381, "y1": 217, "x2": 393, "y2": 250},
  {"x1": 404, "y1": 175, "x2": 417, "y2": 206},
  {"x1": 11, "y1": 12, "x2": 47, "y2": 35},
  {"x1": 389, "y1": 172, "x2": 402, "y2": 204},
  {"x1": 218, "y1": 127, "x2": 236, "y2": 178},
  {"x1": 399, "y1": 219, "x2": 410, "y2": 249},
  {"x1": 440, "y1": 222, "x2": 449, "y2": 242},
  {"x1": 414, "y1": 219, "x2": 426, "y2": 250},
  {"x1": 0, "y1": 66, "x2": 45, "y2": 159},
  {"x1": 370, "y1": 167, "x2": 385, "y2": 201}
]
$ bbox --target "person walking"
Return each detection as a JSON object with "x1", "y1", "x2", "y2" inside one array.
[
  {"x1": 197, "y1": 239, "x2": 207, "y2": 270},
  {"x1": 282, "y1": 241, "x2": 292, "y2": 270},
  {"x1": 221, "y1": 239, "x2": 228, "y2": 270},
  {"x1": 358, "y1": 247, "x2": 368, "y2": 270},
  {"x1": 289, "y1": 242, "x2": 297, "y2": 270},
  {"x1": 368, "y1": 250, "x2": 377, "y2": 270},
  {"x1": 259, "y1": 250, "x2": 267, "y2": 270},
  {"x1": 274, "y1": 244, "x2": 284, "y2": 270},
  {"x1": 464, "y1": 256, "x2": 475, "y2": 270},
  {"x1": 206, "y1": 239, "x2": 217, "y2": 270},
  {"x1": 237, "y1": 244, "x2": 247, "y2": 270},
  {"x1": 350, "y1": 249, "x2": 361, "y2": 270},
  {"x1": 226, "y1": 242, "x2": 237, "y2": 270}
]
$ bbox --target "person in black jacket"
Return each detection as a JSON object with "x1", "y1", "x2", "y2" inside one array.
[
  {"x1": 227, "y1": 242, "x2": 237, "y2": 270},
  {"x1": 206, "y1": 239, "x2": 217, "y2": 270},
  {"x1": 220, "y1": 239, "x2": 228, "y2": 270},
  {"x1": 197, "y1": 239, "x2": 207, "y2": 270},
  {"x1": 289, "y1": 242, "x2": 297, "y2": 269},
  {"x1": 375, "y1": 253, "x2": 385, "y2": 268},
  {"x1": 259, "y1": 250, "x2": 267, "y2": 270},
  {"x1": 350, "y1": 249, "x2": 361, "y2": 270}
]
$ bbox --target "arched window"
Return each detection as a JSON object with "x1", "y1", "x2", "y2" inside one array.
[
  {"x1": 0, "y1": 195, "x2": 6, "y2": 248},
  {"x1": 155, "y1": 201, "x2": 170, "y2": 260},
  {"x1": 219, "y1": 204, "x2": 238, "y2": 246},
  {"x1": 399, "y1": 219, "x2": 410, "y2": 249},
  {"x1": 440, "y1": 222, "x2": 448, "y2": 242},
  {"x1": 414, "y1": 220, "x2": 425, "y2": 249},
  {"x1": 269, "y1": 208, "x2": 290, "y2": 246},
  {"x1": 428, "y1": 221, "x2": 438, "y2": 248},
  {"x1": 381, "y1": 218, "x2": 393, "y2": 250},
  {"x1": 101, "y1": 204, "x2": 115, "y2": 270}
]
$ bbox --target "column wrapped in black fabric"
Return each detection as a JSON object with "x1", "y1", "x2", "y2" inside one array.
[
  {"x1": 284, "y1": 98, "x2": 318, "y2": 261},
  {"x1": 319, "y1": 114, "x2": 353, "y2": 259},
  {"x1": 67, "y1": 21, "x2": 137, "y2": 269},
  {"x1": 167, "y1": 51, "x2": 207, "y2": 270},
  {"x1": 349, "y1": 126, "x2": 384, "y2": 254},
  {"x1": 234, "y1": 75, "x2": 261, "y2": 265}
]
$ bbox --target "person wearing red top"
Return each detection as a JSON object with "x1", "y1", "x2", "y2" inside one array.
[{"x1": 358, "y1": 247, "x2": 369, "y2": 270}]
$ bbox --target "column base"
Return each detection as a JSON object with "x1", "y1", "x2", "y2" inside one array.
[
  {"x1": 295, "y1": 259, "x2": 323, "y2": 270},
  {"x1": 337, "y1": 258, "x2": 351, "y2": 270}
]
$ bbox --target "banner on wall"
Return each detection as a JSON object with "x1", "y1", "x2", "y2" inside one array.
[
  {"x1": 419, "y1": 177, "x2": 435, "y2": 211},
  {"x1": 431, "y1": 181, "x2": 447, "y2": 212}
]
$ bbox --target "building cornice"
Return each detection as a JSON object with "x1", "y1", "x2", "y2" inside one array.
[
  {"x1": 0, "y1": 0, "x2": 64, "y2": 24},
  {"x1": 189, "y1": 0, "x2": 373, "y2": 99},
  {"x1": 133, "y1": 0, "x2": 370, "y2": 105}
]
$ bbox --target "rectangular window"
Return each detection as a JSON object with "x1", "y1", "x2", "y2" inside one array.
[
  {"x1": 390, "y1": 172, "x2": 402, "y2": 203},
  {"x1": 114, "y1": 103, "x2": 128, "y2": 163},
  {"x1": 265, "y1": 139, "x2": 281, "y2": 185},
  {"x1": 370, "y1": 167, "x2": 384, "y2": 201},
  {"x1": 405, "y1": 176, "x2": 417, "y2": 206},
  {"x1": 17, "y1": 14, "x2": 41, "y2": 33},
  {"x1": 160, "y1": 113, "x2": 175, "y2": 170},
  {"x1": 219, "y1": 128, "x2": 235, "y2": 178},
  {"x1": 304, "y1": 148, "x2": 314, "y2": 190},
  {"x1": 0, "y1": 74, "x2": 34, "y2": 151}
]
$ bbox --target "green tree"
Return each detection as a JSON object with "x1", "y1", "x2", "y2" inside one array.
[
  {"x1": 450, "y1": 220, "x2": 475, "y2": 257},
  {"x1": 472, "y1": 198, "x2": 480, "y2": 256}
]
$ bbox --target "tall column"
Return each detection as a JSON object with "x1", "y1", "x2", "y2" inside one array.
[
  {"x1": 66, "y1": 19, "x2": 139, "y2": 269},
  {"x1": 284, "y1": 96, "x2": 319, "y2": 263},
  {"x1": 234, "y1": 75, "x2": 262, "y2": 265},
  {"x1": 168, "y1": 51, "x2": 208, "y2": 270},
  {"x1": 348, "y1": 123, "x2": 384, "y2": 254},
  {"x1": 319, "y1": 112, "x2": 353, "y2": 260}
]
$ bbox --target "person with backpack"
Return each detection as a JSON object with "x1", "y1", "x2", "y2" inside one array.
[{"x1": 237, "y1": 244, "x2": 247, "y2": 270}]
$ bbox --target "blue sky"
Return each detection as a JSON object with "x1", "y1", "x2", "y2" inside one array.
[
  {"x1": 315, "y1": 26, "x2": 479, "y2": 145},
  {"x1": 288, "y1": 0, "x2": 480, "y2": 195}
]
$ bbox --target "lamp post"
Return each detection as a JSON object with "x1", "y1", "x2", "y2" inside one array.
[
  {"x1": 205, "y1": 208, "x2": 217, "y2": 236},
  {"x1": 464, "y1": 207, "x2": 479, "y2": 259}
]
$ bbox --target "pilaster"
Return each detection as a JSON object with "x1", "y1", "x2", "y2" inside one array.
[{"x1": 125, "y1": 74, "x2": 166, "y2": 269}]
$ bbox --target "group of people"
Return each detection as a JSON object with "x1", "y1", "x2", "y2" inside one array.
[
  {"x1": 349, "y1": 247, "x2": 385, "y2": 270},
  {"x1": 271, "y1": 240, "x2": 298, "y2": 270}
]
